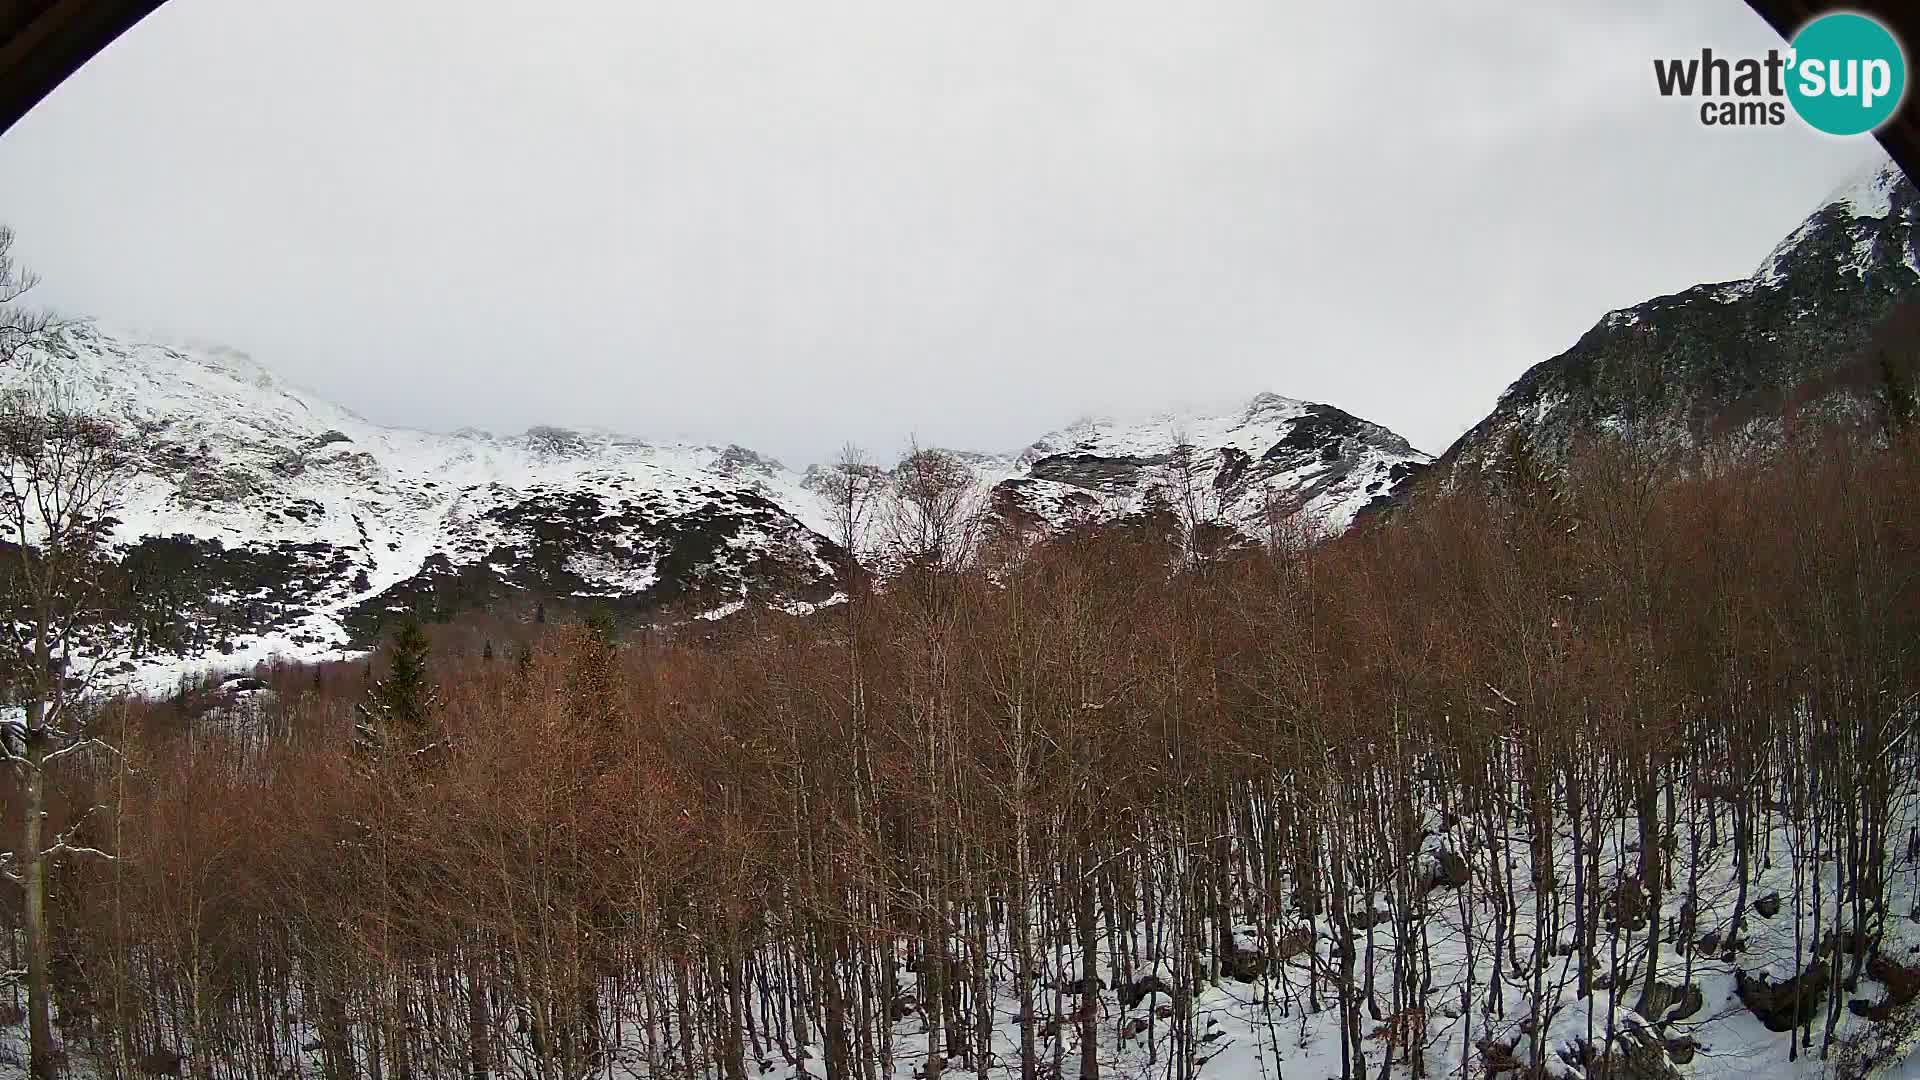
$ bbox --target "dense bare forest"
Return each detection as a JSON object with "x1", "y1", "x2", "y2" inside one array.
[{"x1": 7, "y1": 426, "x2": 1920, "y2": 1080}]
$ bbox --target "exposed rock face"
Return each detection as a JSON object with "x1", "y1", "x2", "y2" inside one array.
[
  {"x1": 337, "y1": 485, "x2": 848, "y2": 642},
  {"x1": 1026, "y1": 452, "x2": 1172, "y2": 494},
  {"x1": 1423, "y1": 156, "x2": 1920, "y2": 493}
]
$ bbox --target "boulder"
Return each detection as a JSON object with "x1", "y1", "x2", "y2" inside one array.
[
  {"x1": 1540, "y1": 1009, "x2": 1680, "y2": 1080},
  {"x1": 1119, "y1": 973, "x2": 1173, "y2": 1010},
  {"x1": 1635, "y1": 980, "x2": 1704, "y2": 1023},
  {"x1": 1274, "y1": 926, "x2": 1315, "y2": 962},
  {"x1": 1585, "y1": 1035, "x2": 1683, "y2": 1080},
  {"x1": 1220, "y1": 943, "x2": 1268, "y2": 984},
  {"x1": 1854, "y1": 952, "x2": 1920, "y2": 1021},
  {"x1": 1057, "y1": 973, "x2": 1104, "y2": 996},
  {"x1": 1604, "y1": 878, "x2": 1650, "y2": 932},
  {"x1": 1735, "y1": 963, "x2": 1830, "y2": 1032},
  {"x1": 1423, "y1": 849, "x2": 1471, "y2": 894},
  {"x1": 136, "y1": 1050, "x2": 182, "y2": 1077},
  {"x1": 1348, "y1": 906, "x2": 1393, "y2": 931}
]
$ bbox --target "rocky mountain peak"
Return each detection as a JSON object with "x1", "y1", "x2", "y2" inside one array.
[{"x1": 1429, "y1": 152, "x2": 1918, "y2": 488}]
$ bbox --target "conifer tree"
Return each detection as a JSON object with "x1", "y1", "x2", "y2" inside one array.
[
  {"x1": 583, "y1": 608, "x2": 617, "y2": 649},
  {"x1": 1495, "y1": 424, "x2": 1573, "y2": 539},
  {"x1": 354, "y1": 616, "x2": 440, "y2": 768},
  {"x1": 514, "y1": 641, "x2": 534, "y2": 689},
  {"x1": 572, "y1": 609, "x2": 621, "y2": 760},
  {"x1": 1868, "y1": 297, "x2": 1919, "y2": 435},
  {"x1": 1882, "y1": 347, "x2": 1916, "y2": 433}
]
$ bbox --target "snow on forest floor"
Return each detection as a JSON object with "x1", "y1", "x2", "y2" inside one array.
[
  {"x1": 4, "y1": 788, "x2": 1917, "y2": 1080},
  {"x1": 590, "y1": 796, "x2": 1920, "y2": 1080}
]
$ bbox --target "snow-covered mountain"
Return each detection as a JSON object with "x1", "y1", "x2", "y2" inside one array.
[
  {"x1": 1425, "y1": 153, "x2": 1920, "y2": 487},
  {"x1": 0, "y1": 325, "x2": 1429, "y2": 687},
  {"x1": 990, "y1": 393, "x2": 1427, "y2": 540}
]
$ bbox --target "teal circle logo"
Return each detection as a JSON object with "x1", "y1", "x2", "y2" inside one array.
[{"x1": 1787, "y1": 13, "x2": 1906, "y2": 136}]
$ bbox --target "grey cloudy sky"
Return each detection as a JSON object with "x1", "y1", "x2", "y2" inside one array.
[{"x1": 0, "y1": 0, "x2": 1889, "y2": 466}]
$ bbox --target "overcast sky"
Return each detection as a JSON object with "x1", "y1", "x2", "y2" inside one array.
[{"x1": 0, "y1": 0, "x2": 1889, "y2": 466}]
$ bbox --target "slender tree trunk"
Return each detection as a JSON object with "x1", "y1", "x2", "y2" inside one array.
[
  {"x1": 466, "y1": 941, "x2": 490, "y2": 1080},
  {"x1": 23, "y1": 709, "x2": 54, "y2": 1080}
]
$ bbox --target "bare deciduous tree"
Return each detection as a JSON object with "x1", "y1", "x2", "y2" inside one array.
[
  {"x1": 0, "y1": 226, "x2": 56, "y2": 369},
  {"x1": 885, "y1": 440, "x2": 978, "y2": 579},
  {"x1": 0, "y1": 378, "x2": 134, "y2": 1080},
  {"x1": 816, "y1": 443, "x2": 883, "y2": 578}
]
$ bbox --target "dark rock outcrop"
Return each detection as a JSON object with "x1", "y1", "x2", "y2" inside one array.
[
  {"x1": 1415, "y1": 158, "x2": 1920, "y2": 501},
  {"x1": 1735, "y1": 963, "x2": 1831, "y2": 1032}
]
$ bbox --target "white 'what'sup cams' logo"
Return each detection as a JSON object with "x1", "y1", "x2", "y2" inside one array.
[{"x1": 1655, "y1": 12, "x2": 1906, "y2": 134}]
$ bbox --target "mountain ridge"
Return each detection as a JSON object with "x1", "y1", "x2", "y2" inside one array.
[
  {"x1": 1422, "y1": 154, "x2": 1919, "y2": 488},
  {"x1": 1, "y1": 324, "x2": 1430, "y2": 691}
]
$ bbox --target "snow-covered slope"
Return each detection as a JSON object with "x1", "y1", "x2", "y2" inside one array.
[
  {"x1": 53, "y1": 327, "x2": 837, "y2": 578},
  {"x1": 1754, "y1": 154, "x2": 1918, "y2": 287},
  {"x1": 1, "y1": 325, "x2": 1428, "y2": 688},
  {"x1": 5, "y1": 326, "x2": 850, "y2": 687},
  {"x1": 997, "y1": 392, "x2": 1428, "y2": 540}
]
